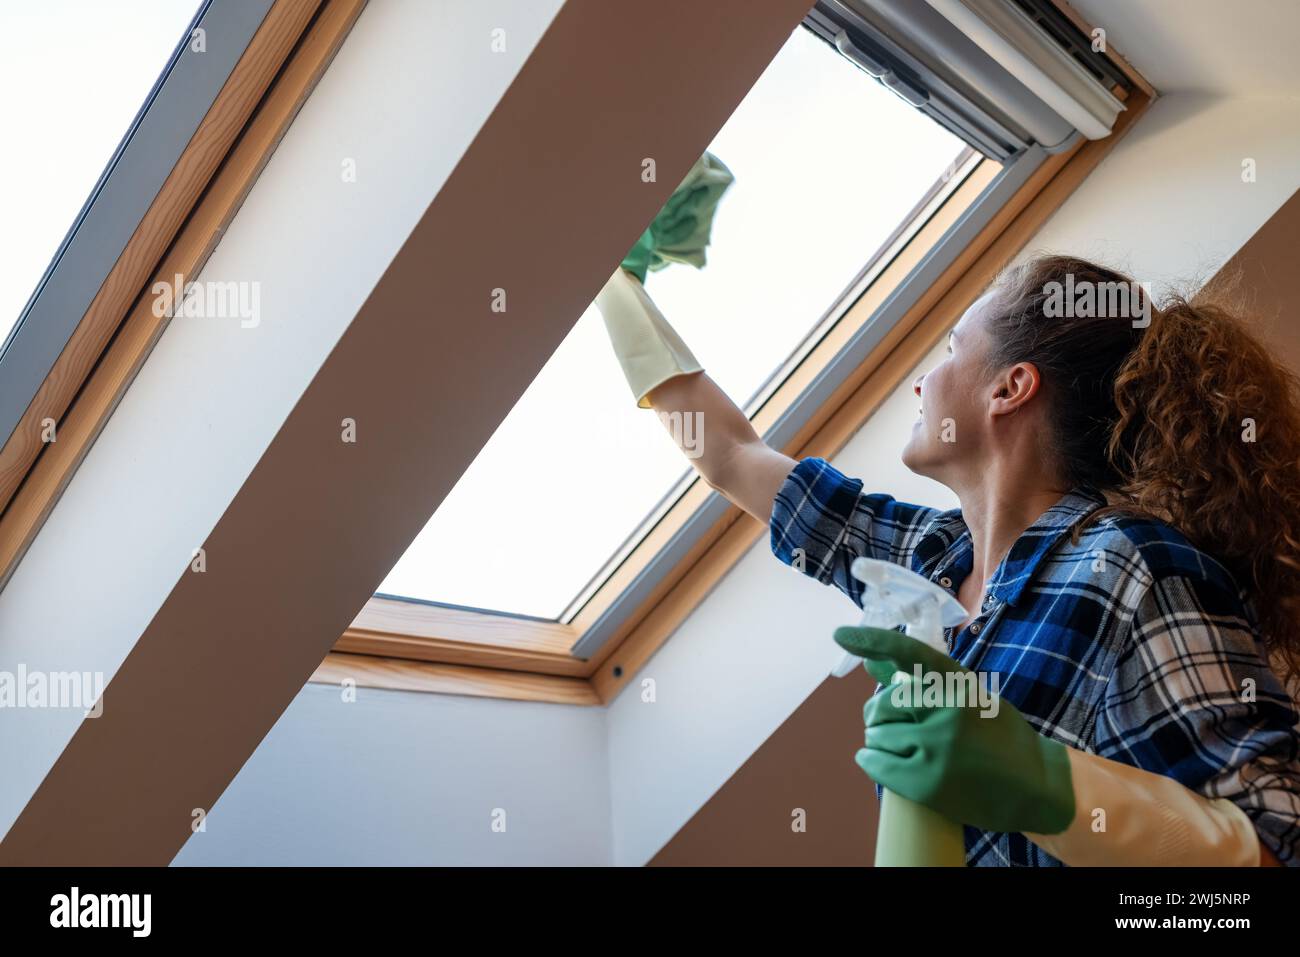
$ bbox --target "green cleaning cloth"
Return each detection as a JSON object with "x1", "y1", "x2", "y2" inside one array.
[{"x1": 621, "y1": 151, "x2": 735, "y2": 283}]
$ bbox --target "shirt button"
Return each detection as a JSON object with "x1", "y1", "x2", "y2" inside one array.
[
  {"x1": 969, "y1": 622, "x2": 982, "y2": 635},
  {"x1": 984, "y1": 594, "x2": 995, "y2": 608},
  {"x1": 939, "y1": 576, "x2": 952, "y2": 588}
]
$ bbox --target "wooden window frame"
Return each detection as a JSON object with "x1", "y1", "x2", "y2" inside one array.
[
  {"x1": 0, "y1": 0, "x2": 367, "y2": 590},
  {"x1": 328, "y1": 29, "x2": 1155, "y2": 705}
]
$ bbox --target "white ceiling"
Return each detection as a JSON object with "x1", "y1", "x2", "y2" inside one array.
[{"x1": 1068, "y1": 0, "x2": 1300, "y2": 96}]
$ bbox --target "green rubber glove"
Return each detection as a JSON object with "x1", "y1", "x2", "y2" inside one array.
[
  {"x1": 833, "y1": 625, "x2": 1076, "y2": 836},
  {"x1": 620, "y1": 151, "x2": 734, "y2": 283}
]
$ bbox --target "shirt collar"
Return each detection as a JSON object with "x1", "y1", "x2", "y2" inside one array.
[{"x1": 951, "y1": 485, "x2": 1108, "y2": 608}]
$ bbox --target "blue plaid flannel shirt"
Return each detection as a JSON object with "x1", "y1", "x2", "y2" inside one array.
[{"x1": 770, "y1": 456, "x2": 1300, "y2": 866}]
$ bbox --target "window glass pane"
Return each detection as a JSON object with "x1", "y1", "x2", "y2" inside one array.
[
  {"x1": 0, "y1": 1, "x2": 202, "y2": 351},
  {"x1": 379, "y1": 23, "x2": 969, "y2": 618}
]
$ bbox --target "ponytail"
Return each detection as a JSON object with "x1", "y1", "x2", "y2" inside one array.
[{"x1": 1100, "y1": 283, "x2": 1300, "y2": 690}]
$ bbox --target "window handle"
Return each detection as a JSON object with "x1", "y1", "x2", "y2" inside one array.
[{"x1": 833, "y1": 30, "x2": 929, "y2": 108}]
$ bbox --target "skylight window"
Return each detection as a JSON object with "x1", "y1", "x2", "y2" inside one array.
[
  {"x1": 0, "y1": 1, "x2": 201, "y2": 353},
  {"x1": 378, "y1": 22, "x2": 968, "y2": 619}
]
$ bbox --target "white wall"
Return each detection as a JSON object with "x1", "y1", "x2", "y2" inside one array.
[
  {"x1": 1022, "y1": 94, "x2": 1300, "y2": 291},
  {"x1": 173, "y1": 684, "x2": 610, "y2": 866}
]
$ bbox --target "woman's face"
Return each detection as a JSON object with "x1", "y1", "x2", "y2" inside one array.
[{"x1": 901, "y1": 293, "x2": 998, "y2": 484}]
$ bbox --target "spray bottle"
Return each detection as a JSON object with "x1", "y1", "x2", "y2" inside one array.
[{"x1": 833, "y1": 557, "x2": 970, "y2": 866}]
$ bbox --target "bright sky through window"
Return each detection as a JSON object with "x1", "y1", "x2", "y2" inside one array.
[
  {"x1": 378, "y1": 24, "x2": 968, "y2": 619},
  {"x1": 0, "y1": 1, "x2": 201, "y2": 354}
]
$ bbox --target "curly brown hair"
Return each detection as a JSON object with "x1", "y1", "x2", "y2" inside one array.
[{"x1": 983, "y1": 254, "x2": 1300, "y2": 691}]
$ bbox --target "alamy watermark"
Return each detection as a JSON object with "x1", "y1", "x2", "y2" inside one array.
[
  {"x1": 151, "y1": 273, "x2": 261, "y2": 328},
  {"x1": 658, "y1": 409, "x2": 704, "y2": 459},
  {"x1": 887, "y1": 664, "x2": 1002, "y2": 718},
  {"x1": 1042, "y1": 274, "x2": 1151, "y2": 328},
  {"x1": 0, "y1": 665, "x2": 104, "y2": 717},
  {"x1": 585, "y1": 409, "x2": 704, "y2": 459},
  {"x1": 50, "y1": 887, "x2": 150, "y2": 937}
]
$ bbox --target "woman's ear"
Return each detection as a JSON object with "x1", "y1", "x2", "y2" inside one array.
[{"x1": 990, "y1": 362, "x2": 1042, "y2": 416}]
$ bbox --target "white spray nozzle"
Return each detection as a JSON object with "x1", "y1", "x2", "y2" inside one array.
[{"x1": 831, "y1": 558, "x2": 969, "y2": 678}]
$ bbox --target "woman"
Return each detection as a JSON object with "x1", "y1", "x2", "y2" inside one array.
[{"x1": 595, "y1": 252, "x2": 1300, "y2": 866}]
